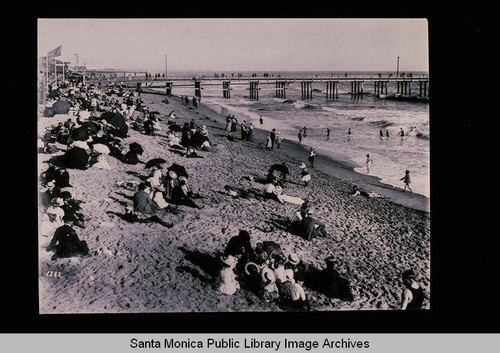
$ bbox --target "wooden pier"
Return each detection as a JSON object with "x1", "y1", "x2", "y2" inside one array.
[{"x1": 89, "y1": 74, "x2": 430, "y2": 101}]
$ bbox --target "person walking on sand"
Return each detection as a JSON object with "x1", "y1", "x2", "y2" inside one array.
[
  {"x1": 275, "y1": 132, "x2": 282, "y2": 149},
  {"x1": 308, "y1": 147, "x2": 316, "y2": 168},
  {"x1": 270, "y1": 128, "x2": 276, "y2": 149},
  {"x1": 298, "y1": 129, "x2": 303, "y2": 144},
  {"x1": 347, "y1": 128, "x2": 352, "y2": 135},
  {"x1": 266, "y1": 133, "x2": 272, "y2": 151},
  {"x1": 365, "y1": 154, "x2": 373, "y2": 173},
  {"x1": 326, "y1": 128, "x2": 330, "y2": 139},
  {"x1": 303, "y1": 126, "x2": 307, "y2": 138},
  {"x1": 400, "y1": 269, "x2": 424, "y2": 310},
  {"x1": 400, "y1": 170, "x2": 412, "y2": 193}
]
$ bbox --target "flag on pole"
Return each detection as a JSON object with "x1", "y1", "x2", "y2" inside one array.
[{"x1": 47, "y1": 45, "x2": 62, "y2": 59}]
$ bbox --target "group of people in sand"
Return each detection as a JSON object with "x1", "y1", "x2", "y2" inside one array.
[{"x1": 39, "y1": 79, "x2": 424, "y2": 310}]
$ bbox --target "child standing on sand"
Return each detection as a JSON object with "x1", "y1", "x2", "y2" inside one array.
[
  {"x1": 365, "y1": 154, "x2": 373, "y2": 173},
  {"x1": 400, "y1": 170, "x2": 412, "y2": 193}
]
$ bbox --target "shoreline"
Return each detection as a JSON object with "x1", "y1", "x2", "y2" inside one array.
[{"x1": 180, "y1": 92, "x2": 429, "y2": 213}]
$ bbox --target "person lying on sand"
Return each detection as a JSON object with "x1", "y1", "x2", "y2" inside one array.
[
  {"x1": 222, "y1": 185, "x2": 265, "y2": 199},
  {"x1": 350, "y1": 185, "x2": 384, "y2": 198}
]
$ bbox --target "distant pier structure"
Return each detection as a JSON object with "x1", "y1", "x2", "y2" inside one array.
[{"x1": 89, "y1": 73, "x2": 429, "y2": 102}]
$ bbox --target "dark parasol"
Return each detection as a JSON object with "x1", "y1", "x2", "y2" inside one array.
[
  {"x1": 167, "y1": 163, "x2": 188, "y2": 178},
  {"x1": 144, "y1": 158, "x2": 167, "y2": 169},
  {"x1": 129, "y1": 142, "x2": 144, "y2": 155}
]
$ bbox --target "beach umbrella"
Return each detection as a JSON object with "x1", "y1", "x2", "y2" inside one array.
[
  {"x1": 81, "y1": 121, "x2": 100, "y2": 134},
  {"x1": 129, "y1": 142, "x2": 144, "y2": 155},
  {"x1": 71, "y1": 126, "x2": 90, "y2": 141},
  {"x1": 168, "y1": 123, "x2": 183, "y2": 132},
  {"x1": 43, "y1": 107, "x2": 56, "y2": 117},
  {"x1": 167, "y1": 163, "x2": 188, "y2": 178},
  {"x1": 100, "y1": 111, "x2": 128, "y2": 138},
  {"x1": 144, "y1": 158, "x2": 167, "y2": 169},
  {"x1": 259, "y1": 241, "x2": 283, "y2": 259},
  {"x1": 61, "y1": 147, "x2": 89, "y2": 170},
  {"x1": 51, "y1": 100, "x2": 71, "y2": 114}
]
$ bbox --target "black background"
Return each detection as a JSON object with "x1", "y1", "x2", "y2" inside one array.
[{"x1": 3, "y1": 5, "x2": 493, "y2": 334}]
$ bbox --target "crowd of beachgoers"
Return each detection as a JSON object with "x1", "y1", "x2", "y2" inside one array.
[{"x1": 37, "y1": 78, "x2": 430, "y2": 313}]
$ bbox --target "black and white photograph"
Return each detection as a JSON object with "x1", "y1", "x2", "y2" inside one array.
[{"x1": 36, "y1": 18, "x2": 431, "y2": 315}]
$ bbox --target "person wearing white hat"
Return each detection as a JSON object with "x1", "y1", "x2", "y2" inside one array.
[
  {"x1": 216, "y1": 255, "x2": 240, "y2": 295},
  {"x1": 40, "y1": 198, "x2": 65, "y2": 238}
]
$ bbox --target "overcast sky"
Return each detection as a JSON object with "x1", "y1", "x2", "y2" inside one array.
[{"x1": 38, "y1": 18, "x2": 428, "y2": 72}]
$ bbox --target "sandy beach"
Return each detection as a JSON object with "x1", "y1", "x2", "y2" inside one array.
[{"x1": 37, "y1": 88, "x2": 430, "y2": 315}]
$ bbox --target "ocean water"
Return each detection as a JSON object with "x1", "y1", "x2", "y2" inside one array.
[{"x1": 151, "y1": 71, "x2": 430, "y2": 197}]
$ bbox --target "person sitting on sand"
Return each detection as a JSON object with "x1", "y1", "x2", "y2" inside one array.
[
  {"x1": 299, "y1": 163, "x2": 311, "y2": 186},
  {"x1": 133, "y1": 183, "x2": 160, "y2": 214},
  {"x1": 263, "y1": 180, "x2": 285, "y2": 203},
  {"x1": 299, "y1": 208, "x2": 328, "y2": 241},
  {"x1": 39, "y1": 198, "x2": 66, "y2": 238},
  {"x1": 259, "y1": 259, "x2": 279, "y2": 303},
  {"x1": 400, "y1": 269, "x2": 425, "y2": 310},
  {"x1": 46, "y1": 220, "x2": 89, "y2": 261},
  {"x1": 278, "y1": 253, "x2": 310, "y2": 311},
  {"x1": 170, "y1": 176, "x2": 203, "y2": 209},
  {"x1": 40, "y1": 180, "x2": 62, "y2": 208},
  {"x1": 216, "y1": 255, "x2": 240, "y2": 296},
  {"x1": 289, "y1": 200, "x2": 310, "y2": 233},
  {"x1": 224, "y1": 229, "x2": 256, "y2": 276}
]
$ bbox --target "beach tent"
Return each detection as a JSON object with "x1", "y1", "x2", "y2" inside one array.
[
  {"x1": 100, "y1": 111, "x2": 128, "y2": 138},
  {"x1": 51, "y1": 100, "x2": 71, "y2": 114}
]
